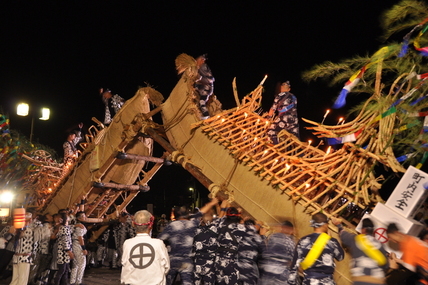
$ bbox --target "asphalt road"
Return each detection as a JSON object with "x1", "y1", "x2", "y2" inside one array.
[{"x1": 0, "y1": 266, "x2": 122, "y2": 285}]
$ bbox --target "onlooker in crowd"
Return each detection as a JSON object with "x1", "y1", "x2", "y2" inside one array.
[
  {"x1": 96, "y1": 227, "x2": 108, "y2": 268},
  {"x1": 10, "y1": 211, "x2": 38, "y2": 285},
  {"x1": 29, "y1": 213, "x2": 53, "y2": 285},
  {"x1": 70, "y1": 211, "x2": 88, "y2": 285},
  {"x1": 157, "y1": 214, "x2": 169, "y2": 235},
  {"x1": 103, "y1": 222, "x2": 120, "y2": 269},
  {"x1": 332, "y1": 217, "x2": 389, "y2": 285},
  {"x1": 47, "y1": 213, "x2": 61, "y2": 285},
  {"x1": 121, "y1": 210, "x2": 170, "y2": 285},
  {"x1": 288, "y1": 213, "x2": 344, "y2": 285},
  {"x1": 53, "y1": 212, "x2": 74, "y2": 285},
  {"x1": 116, "y1": 212, "x2": 136, "y2": 268},
  {"x1": 85, "y1": 224, "x2": 101, "y2": 269}
]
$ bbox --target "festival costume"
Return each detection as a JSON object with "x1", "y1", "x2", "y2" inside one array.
[
  {"x1": 121, "y1": 233, "x2": 169, "y2": 285},
  {"x1": 288, "y1": 232, "x2": 344, "y2": 285},
  {"x1": 63, "y1": 130, "x2": 82, "y2": 164},
  {"x1": 267, "y1": 91, "x2": 299, "y2": 144},
  {"x1": 258, "y1": 232, "x2": 295, "y2": 285},
  {"x1": 96, "y1": 228, "x2": 108, "y2": 267},
  {"x1": 237, "y1": 224, "x2": 264, "y2": 285},
  {"x1": 102, "y1": 223, "x2": 121, "y2": 268},
  {"x1": 194, "y1": 63, "x2": 215, "y2": 118},
  {"x1": 116, "y1": 217, "x2": 136, "y2": 268},
  {"x1": 10, "y1": 226, "x2": 36, "y2": 285},
  {"x1": 339, "y1": 229, "x2": 389, "y2": 285},
  {"x1": 70, "y1": 223, "x2": 87, "y2": 285},
  {"x1": 54, "y1": 225, "x2": 72, "y2": 285},
  {"x1": 193, "y1": 222, "x2": 218, "y2": 285},
  {"x1": 30, "y1": 222, "x2": 52, "y2": 285},
  {"x1": 158, "y1": 212, "x2": 202, "y2": 285},
  {"x1": 47, "y1": 227, "x2": 59, "y2": 285},
  {"x1": 103, "y1": 94, "x2": 124, "y2": 125},
  {"x1": 212, "y1": 219, "x2": 262, "y2": 285}
]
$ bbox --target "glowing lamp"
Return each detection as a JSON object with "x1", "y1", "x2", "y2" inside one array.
[
  {"x1": 0, "y1": 191, "x2": 13, "y2": 203},
  {"x1": 14, "y1": 208, "x2": 26, "y2": 228},
  {"x1": 40, "y1": 108, "x2": 50, "y2": 120},
  {"x1": 17, "y1": 103, "x2": 29, "y2": 116}
]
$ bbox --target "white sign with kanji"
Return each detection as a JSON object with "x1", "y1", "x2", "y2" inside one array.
[{"x1": 385, "y1": 165, "x2": 428, "y2": 218}]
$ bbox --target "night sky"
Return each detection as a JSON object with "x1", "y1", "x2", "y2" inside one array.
[{"x1": 0, "y1": 1, "x2": 404, "y2": 214}]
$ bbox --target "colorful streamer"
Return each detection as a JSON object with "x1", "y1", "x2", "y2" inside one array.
[
  {"x1": 416, "y1": 152, "x2": 428, "y2": 169},
  {"x1": 414, "y1": 24, "x2": 428, "y2": 56},
  {"x1": 333, "y1": 47, "x2": 391, "y2": 109},
  {"x1": 326, "y1": 129, "x2": 363, "y2": 145}
]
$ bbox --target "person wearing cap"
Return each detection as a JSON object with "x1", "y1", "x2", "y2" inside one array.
[
  {"x1": 258, "y1": 220, "x2": 295, "y2": 285},
  {"x1": 267, "y1": 81, "x2": 299, "y2": 144},
  {"x1": 288, "y1": 213, "x2": 344, "y2": 285},
  {"x1": 121, "y1": 210, "x2": 169, "y2": 285},
  {"x1": 386, "y1": 223, "x2": 428, "y2": 285},
  {"x1": 158, "y1": 198, "x2": 219, "y2": 285},
  {"x1": 332, "y1": 217, "x2": 389, "y2": 285},
  {"x1": 100, "y1": 88, "x2": 125, "y2": 125},
  {"x1": 63, "y1": 122, "x2": 83, "y2": 166},
  {"x1": 194, "y1": 54, "x2": 215, "y2": 120}
]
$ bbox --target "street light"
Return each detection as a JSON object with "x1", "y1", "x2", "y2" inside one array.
[
  {"x1": 17, "y1": 103, "x2": 50, "y2": 142},
  {"x1": 0, "y1": 191, "x2": 13, "y2": 203},
  {"x1": 189, "y1": 187, "x2": 195, "y2": 210},
  {"x1": 0, "y1": 190, "x2": 14, "y2": 218}
]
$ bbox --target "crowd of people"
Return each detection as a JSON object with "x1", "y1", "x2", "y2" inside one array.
[
  {"x1": 122, "y1": 198, "x2": 427, "y2": 285},
  {"x1": 0, "y1": 204, "x2": 136, "y2": 285},
  {"x1": 0, "y1": 198, "x2": 427, "y2": 285}
]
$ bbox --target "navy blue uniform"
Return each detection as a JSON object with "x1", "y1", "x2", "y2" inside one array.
[
  {"x1": 158, "y1": 212, "x2": 202, "y2": 285},
  {"x1": 288, "y1": 233, "x2": 344, "y2": 285},
  {"x1": 193, "y1": 223, "x2": 218, "y2": 285},
  {"x1": 237, "y1": 225, "x2": 264, "y2": 285},
  {"x1": 258, "y1": 233, "x2": 295, "y2": 285},
  {"x1": 267, "y1": 92, "x2": 299, "y2": 144}
]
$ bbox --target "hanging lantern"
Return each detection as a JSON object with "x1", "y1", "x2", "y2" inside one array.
[{"x1": 14, "y1": 208, "x2": 26, "y2": 229}]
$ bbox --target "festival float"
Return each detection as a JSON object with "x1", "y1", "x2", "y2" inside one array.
[{"x1": 1, "y1": 2, "x2": 428, "y2": 284}]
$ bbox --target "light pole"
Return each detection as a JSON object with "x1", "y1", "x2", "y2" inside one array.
[
  {"x1": 189, "y1": 187, "x2": 195, "y2": 210},
  {"x1": 17, "y1": 103, "x2": 50, "y2": 143}
]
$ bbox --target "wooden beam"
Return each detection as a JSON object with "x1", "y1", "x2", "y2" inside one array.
[{"x1": 145, "y1": 128, "x2": 213, "y2": 188}]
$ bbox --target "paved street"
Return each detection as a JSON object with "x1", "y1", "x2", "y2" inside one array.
[{"x1": 0, "y1": 266, "x2": 122, "y2": 285}]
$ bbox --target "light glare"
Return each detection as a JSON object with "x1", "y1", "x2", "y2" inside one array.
[{"x1": 17, "y1": 103, "x2": 29, "y2": 116}]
